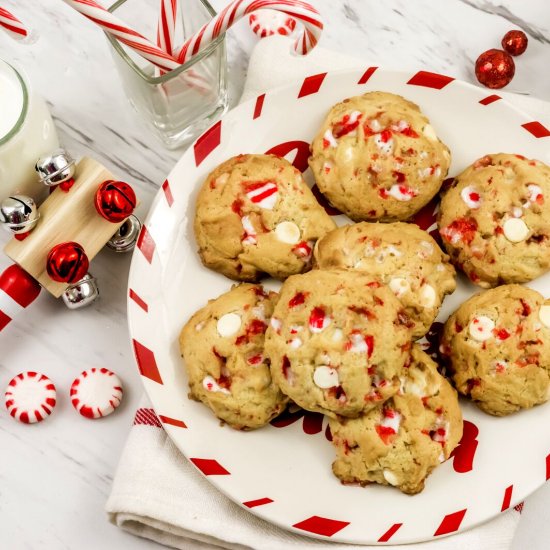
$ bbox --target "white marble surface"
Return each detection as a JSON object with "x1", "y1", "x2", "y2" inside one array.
[{"x1": 0, "y1": 0, "x2": 550, "y2": 548}]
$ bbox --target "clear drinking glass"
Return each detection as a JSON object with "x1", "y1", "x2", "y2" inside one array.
[{"x1": 107, "y1": 0, "x2": 228, "y2": 149}]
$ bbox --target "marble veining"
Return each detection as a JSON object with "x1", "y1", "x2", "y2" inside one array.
[{"x1": 0, "y1": 0, "x2": 549, "y2": 548}]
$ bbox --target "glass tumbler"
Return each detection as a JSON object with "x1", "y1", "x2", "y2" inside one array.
[{"x1": 107, "y1": 0, "x2": 228, "y2": 149}]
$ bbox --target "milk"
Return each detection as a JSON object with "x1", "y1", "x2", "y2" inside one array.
[{"x1": 0, "y1": 60, "x2": 59, "y2": 202}]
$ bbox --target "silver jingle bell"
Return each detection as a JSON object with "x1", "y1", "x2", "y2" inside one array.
[
  {"x1": 62, "y1": 273, "x2": 100, "y2": 310},
  {"x1": 106, "y1": 214, "x2": 142, "y2": 253},
  {"x1": 35, "y1": 148, "x2": 76, "y2": 187},
  {"x1": 0, "y1": 195, "x2": 40, "y2": 234}
]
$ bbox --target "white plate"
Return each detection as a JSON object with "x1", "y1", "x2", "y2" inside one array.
[{"x1": 127, "y1": 68, "x2": 550, "y2": 544}]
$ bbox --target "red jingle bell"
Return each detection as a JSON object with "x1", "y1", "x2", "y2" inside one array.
[
  {"x1": 475, "y1": 48, "x2": 515, "y2": 89},
  {"x1": 94, "y1": 180, "x2": 136, "y2": 223},
  {"x1": 501, "y1": 30, "x2": 528, "y2": 56},
  {"x1": 46, "y1": 242, "x2": 89, "y2": 284}
]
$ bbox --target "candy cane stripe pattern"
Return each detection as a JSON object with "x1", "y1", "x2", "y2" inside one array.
[
  {"x1": 0, "y1": 264, "x2": 41, "y2": 332},
  {"x1": 176, "y1": 0, "x2": 323, "y2": 64},
  {"x1": 249, "y1": 10, "x2": 297, "y2": 38},
  {"x1": 62, "y1": 0, "x2": 180, "y2": 72},
  {"x1": 157, "y1": 0, "x2": 178, "y2": 56},
  {"x1": 0, "y1": 7, "x2": 28, "y2": 40},
  {"x1": 5, "y1": 372, "x2": 57, "y2": 424},
  {"x1": 70, "y1": 367, "x2": 123, "y2": 419}
]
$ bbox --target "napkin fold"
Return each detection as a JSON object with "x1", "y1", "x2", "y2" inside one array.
[
  {"x1": 107, "y1": 35, "x2": 549, "y2": 550},
  {"x1": 106, "y1": 401, "x2": 521, "y2": 550}
]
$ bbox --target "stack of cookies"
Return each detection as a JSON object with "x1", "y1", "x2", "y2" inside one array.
[{"x1": 180, "y1": 91, "x2": 550, "y2": 495}]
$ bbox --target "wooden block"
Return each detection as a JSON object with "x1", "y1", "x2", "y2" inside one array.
[{"x1": 4, "y1": 157, "x2": 133, "y2": 298}]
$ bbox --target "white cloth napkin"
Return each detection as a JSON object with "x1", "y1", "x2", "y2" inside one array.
[{"x1": 106, "y1": 36, "x2": 550, "y2": 550}]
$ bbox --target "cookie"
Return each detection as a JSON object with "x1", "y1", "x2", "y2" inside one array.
[
  {"x1": 179, "y1": 283, "x2": 288, "y2": 430},
  {"x1": 313, "y1": 222, "x2": 456, "y2": 338},
  {"x1": 441, "y1": 284, "x2": 550, "y2": 416},
  {"x1": 329, "y1": 345, "x2": 463, "y2": 494},
  {"x1": 309, "y1": 91, "x2": 451, "y2": 222},
  {"x1": 264, "y1": 270, "x2": 414, "y2": 418},
  {"x1": 438, "y1": 153, "x2": 550, "y2": 287},
  {"x1": 194, "y1": 154, "x2": 337, "y2": 281}
]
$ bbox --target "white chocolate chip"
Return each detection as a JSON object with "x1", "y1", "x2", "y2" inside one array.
[
  {"x1": 274, "y1": 221, "x2": 301, "y2": 244},
  {"x1": 270, "y1": 317, "x2": 282, "y2": 333},
  {"x1": 241, "y1": 216, "x2": 257, "y2": 245},
  {"x1": 419, "y1": 284, "x2": 437, "y2": 308},
  {"x1": 436, "y1": 263, "x2": 446, "y2": 272},
  {"x1": 468, "y1": 315, "x2": 495, "y2": 341},
  {"x1": 331, "y1": 328, "x2": 343, "y2": 342},
  {"x1": 417, "y1": 167, "x2": 432, "y2": 180},
  {"x1": 323, "y1": 129, "x2": 338, "y2": 148},
  {"x1": 289, "y1": 337, "x2": 302, "y2": 349},
  {"x1": 418, "y1": 240, "x2": 434, "y2": 259},
  {"x1": 422, "y1": 124, "x2": 437, "y2": 140},
  {"x1": 313, "y1": 366, "x2": 339, "y2": 389},
  {"x1": 389, "y1": 277, "x2": 410, "y2": 297},
  {"x1": 438, "y1": 452, "x2": 446, "y2": 463},
  {"x1": 419, "y1": 151, "x2": 429, "y2": 159},
  {"x1": 342, "y1": 146, "x2": 354, "y2": 162},
  {"x1": 512, "y1": 207, "x2": 523, "y2": 218},
  {"x1": 195, "y1": 321, "x2": 205, "y2": 332},
  {"x1": 460, "y1": 186, "x2": 482, "y2": 209},
  {"x1": 503, "y1": 166, "x2": 515, "y2": 183},
  {"x1": 539, "y1": 305, "x2": 550, "y2": 328},
  {"x1": 202, "y1": 375, "x2": 230, "y2": 395},
  {"x1": 503, "y1": 218, "x2": 529, "y2": 243},
  {"x1": 217, "y1": 313, "x2": 241, "y2": 337},
  {"x1": 369, "y1": 119, "x2": 382, "y2": 132},
  {"x1": 215, "y1": 173, "x2": 229, "y2": 186},
  {"x1": 383, "y1": 470, "x2": 399, "y2": 486}
]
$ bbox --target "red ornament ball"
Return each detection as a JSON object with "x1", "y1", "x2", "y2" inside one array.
[
  {"x1": 47, "y1": 242, "x2": 89, "y2": 284},
  {"x1": 95, "y1": 180, "x2": 136, "y2": 223},
  {"x1": 475, "y1": 49, "x2": 515, "y2": 89},
  {"x1": 501, "y1": 30, "x2": 528, "y2": 56}
]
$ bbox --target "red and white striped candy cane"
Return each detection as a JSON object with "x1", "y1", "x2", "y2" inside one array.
[
  {"x1": 0, "y1": 264, "x2": 41, "y2": 332},
  {"x1": 176, "y1": 0, "x2": 323, "y2": 64},
  {"x1": 62, "y1": 0, "x2": 181, "y2": 72},
  {"x1": 0, "y1": 6, "x2": 29, "y2": 40},
  {"x1": 157, "y1": 0, "x2": 178, "y2": 56}
]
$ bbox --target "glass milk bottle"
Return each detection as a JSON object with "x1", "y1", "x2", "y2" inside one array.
[{"x1": 0, "y1": 59, "x2": 59, "y2": 203}]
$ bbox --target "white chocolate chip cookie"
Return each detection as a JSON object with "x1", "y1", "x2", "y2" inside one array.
[
  {"x1": 313, "y1": 222, "x2": 456, "y2": 338},
  {"x1": 309, "y1": 92, "x2": 451, "y2": 221},
  {"x1": 179, "y1": 283, "x2": 288, "y2": 429},
  {"x1": 438, "y1": 153, "x2": 550, "y2": 287},
  {"x1": 194, "y1": 154, "x2": 336, "y2": 281}
]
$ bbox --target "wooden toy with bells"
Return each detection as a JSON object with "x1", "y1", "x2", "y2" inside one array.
[{"x1": 0, "y1": 150, "x2": 141, "y2": 333}]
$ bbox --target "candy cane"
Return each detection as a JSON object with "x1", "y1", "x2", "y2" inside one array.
[
  {"x1": 0, "y1": 6, "x2": 29, "y2": 40},
  {"x1": 61, "y1": 0, "x2": 181, "y2": 72},
  {"x1": 176, "y1": 0, "x2": 323, "y2": 64},
  {"x1": 157, "y1": 0, "x2": 178, "y2": 56},
  {"x1": 0, "y1": 264, "x2": 41, "y2": 333}
]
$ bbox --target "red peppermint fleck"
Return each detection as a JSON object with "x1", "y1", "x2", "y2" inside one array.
[
  {"x1": 474, "y1": 155, "x2": 494, "y2": 169},
  {"x1": 231, "y1": 198, "x2": 244, "y2": 216},
  {"x1": 333, "y1": 113, "x2": 363, "y2": 138},
  {"x1": 400, "y1": 125, "x2": 419, "y2": 138},
  {"x1": 309, "y1": 307, "x2": 329, "y2": 332},
  {"x1": 440, "y1": 217, "x2": 478, "y2": 245},
  {"x1": 519, "y1": 299, "x2": 531, "y2": 316},
  {"x1": 367, "y1": 281, "x2": 382, "y2": 288},
  {"x1": 247, "y1": 354, "x2": 263, "y2": 365},
  {"x1": 217, "y1": 373, "x2": 231, "y2": 390},
  {"x1": 322, "y1": 138, "x2": 330, "y2": 149},
  {"x1": 375, "y1": 425, "x2": 396, "y2": 445},
  {"x1": 348, "y1": 306, "x2": 376, "y2": 320},
  {"x1": 466, "y1": 378, "x2": 481, "y2": 393},
  {"x1": 379, "y1": 129, "x2": 393, "y2": 143},
  {"x1": 379, "y1": 188, "x2": 389, "y2": 199},
  {"x1": 252, "y1": 286, "x2": 268, "y2": 298},
  {"x1": 289, "y1": 292, "x2": 308, "y2": 308},
  {"x1": 495, "y1": 226, "x2": 504, "y2": 235},
  {"x1": 292, "y1": 241, "x2": 312, "y2": 259},
  {"x1": 494, "y1": 328, "x2": 511, "y2": 340},
  {"x1": 515, "y1": 154, "x2": 527, "y2": 161},
  {"x1": 393, "y1": 171, "x2": 406, "y2": 183}
]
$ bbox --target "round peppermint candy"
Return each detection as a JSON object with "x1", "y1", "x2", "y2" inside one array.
[
  {"x1": 249, "y1": 10, "x2": 297, "y2": 38},
  {"x1": 4, "y1": 371, "x2": 57, "y2": 424},
  {"x1": 70, "y1": 367, "x2": 123, "y2": 419}
]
